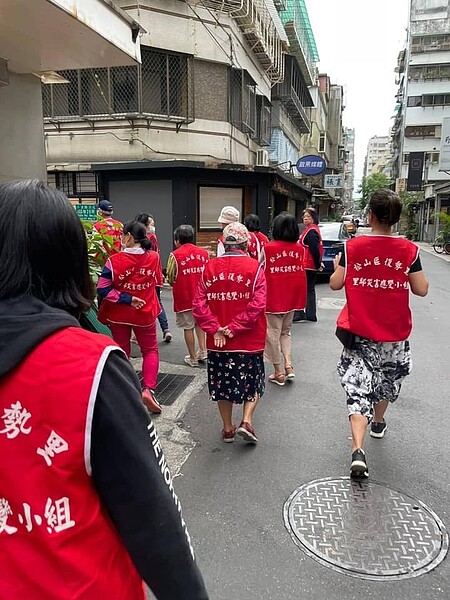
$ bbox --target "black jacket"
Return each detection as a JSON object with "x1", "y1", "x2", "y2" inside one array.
[{"x1": 0, "y1": 295, "x2": 208, "y2": 600}]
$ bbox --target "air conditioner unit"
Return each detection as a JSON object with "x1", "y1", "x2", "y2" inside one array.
[
  {"x1": 256, "y1": 149, "x2": 269, "y2": 167},
  {"x1": 0, "y1": 58, "x2": 9, "y2": 87}
]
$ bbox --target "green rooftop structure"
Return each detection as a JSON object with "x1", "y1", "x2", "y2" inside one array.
[{"x1": 279, "y1": 0, "x2": 319, "y2": 85}]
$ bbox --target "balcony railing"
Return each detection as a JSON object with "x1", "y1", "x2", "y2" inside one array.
[
  {"x1": 193, "y1": 0, "x2": 285, "y2": 83},
  {"x1": 272, "y1": 54, "x2": 312, "y2": 133}
]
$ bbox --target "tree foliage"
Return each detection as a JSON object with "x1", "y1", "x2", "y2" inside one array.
[
  {"x1": 81, "y1": 220, "x2": 118, "y2": 282},
  {"x1": 358, "y1": 173, "x2": 392, "y2": 210}
]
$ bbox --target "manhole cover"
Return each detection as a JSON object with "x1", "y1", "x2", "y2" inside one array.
[
  {"x1": 137, "y1": 372, "x2": 194, "y2": 406},
  {"x1": 317, "y1": 298, "x2": 346, "y2": 310},
  {"x1": 284, "y1": 477, "x2": 448, "y2": 580}
]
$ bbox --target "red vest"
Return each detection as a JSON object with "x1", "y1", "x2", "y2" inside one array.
[
  {"x1": 99, "y1": 250, "x2": 162, "y2": 326},
  {"x1": 147, "y1": 233, "x2": 160, "y2": 254},
  {"x1": 93, "y1": 217, "x2": 123, "y2": 256},
  {"x1": 254, "y1": 231, "x2": 269, "y2": 251},
  {"x1": 264, "y1": 241, "x2": 307, "y2": 313},
  {"x1": 0, "y1": 328, "x2": 145, "y2": 600},
  {"x1": 171, "y1": 244, "x2": 210, "y2": 313},
  {"x1": 202, "y1": 254, "x2": 267, "y2": 352},
  {"x1": 337, "y1": 236, "x2": 419, "y2": 342},
  {"x1": 299, "y1": 224, "x2": 323, "y2": 270}
]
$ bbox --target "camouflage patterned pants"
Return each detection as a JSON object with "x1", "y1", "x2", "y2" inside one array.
[{"x1": 337, "y1": 339, "x2": 411, "y2": 419}]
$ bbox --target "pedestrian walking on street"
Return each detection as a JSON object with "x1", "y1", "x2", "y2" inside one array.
[
  {"x1": 330, "y1": 189, "x2": 429, "y2": 479},
  {"x1": 93, "y1": 199, "x2": 123, "y2": 264},
  {"x1": 193, "y1": 222, "x2": 267, "y2": 444},
  {"x1": 244, "y1": 213, "x2": 269, "y2": 252},
  {"x1": 0, "y1": 180, "x2": 208, "y2": 600},
  {"x1": 217, "y1": 206, "x2": 261, "y2": 260},
  {"x1": 293, "y1": 207, "x2": 323, "y2": 323},
  {"x1": 136, "y1": 213, "x2": 172, "y2": 344},
  {"x1": 98, "y1": 221, "x2": 163, "y2": 414},
  {"x1": 166, "y1": 224, "x2": 209, "y2": 367},
  {"x1": 262, "y1": 213, "x2": 307, "y2": 385}
]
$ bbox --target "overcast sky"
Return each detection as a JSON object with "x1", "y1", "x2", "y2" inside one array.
[{"x1": 306, "y1": 0, "x2": 410, "y2": 192}]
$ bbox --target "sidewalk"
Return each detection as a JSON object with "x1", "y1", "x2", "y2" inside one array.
[{"x1": 415, "y1": 241, "x2": 450, "y2": 263}]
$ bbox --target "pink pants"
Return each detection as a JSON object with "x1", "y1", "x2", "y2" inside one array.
[{"x1": 109, "y1": 322, "x2": 159, "y2": 391}]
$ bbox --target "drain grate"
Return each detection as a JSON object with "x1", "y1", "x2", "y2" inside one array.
[
  {"x1": 284, "y1": 477, "x2": 448, "y2": 580},
  {"x1": 137, "y1": 371, "x2": 195, "y2": 406}
]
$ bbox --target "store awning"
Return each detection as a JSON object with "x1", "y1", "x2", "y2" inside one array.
[{"x1": 0, "y1": 0, "x2": 142, "y2": 74}]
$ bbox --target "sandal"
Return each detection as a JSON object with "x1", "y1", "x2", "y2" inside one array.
[
  {"x1": 269, "y1": 372, "x2": 285, "y2": 386},
  {"x1": 285, "y1": 365, "x2": 295, "y2": 380}
]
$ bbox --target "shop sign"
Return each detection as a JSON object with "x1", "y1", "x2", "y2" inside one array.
[
  {"x1": 324, "y1": 174, "x2": 344, "y2": 189},
  {"x1": 296, "y1": 155, "x2": 327, "y2": 176},
  {"x1": 74, "y1": 203, "x2": 97, "y2": 222}
]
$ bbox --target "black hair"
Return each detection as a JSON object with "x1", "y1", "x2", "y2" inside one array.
[
  {"x1": 303, "y1": 207, "x2": 319, "y2": 225},
  {"x1": 123, "y1": 221, "x2": 152, "y2": 250},
  {"x1": 135, "y1": 213, "x2": 154, "y2": 227},
  {"x1": 0, "y1": 179, "x2": 93, "y2": 315},
  {"x1": 272, "y1": 213, "x2": 300, "y2": 242},
  {"x1": 244, "y1": 213, "x2": 260, "y2": 232},
  {"x1": 369, "y1": 189, "x2": 402, "y2": 226},
  {"x1": 174, "y1": 224, "x2": 194, "y2": 245}
]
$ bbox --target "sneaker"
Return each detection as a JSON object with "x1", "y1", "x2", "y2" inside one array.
[
  {"x1": 142, "y1": 388, "x2": 162, "y2": 415},
  {"x1": 292, "y1": 311, "x2": 307, "y2": 323},
  {"x1": 163, "y1": 330, "x2": 172, "y2": 343},
  {"x1": 370, "y1": 420, "x2": 387, "y2": 439},
  {"x1": 350, "y1": 448, "x2": 369, "y2": 478},
  {"x1": 196, "y1": 350, "x2": 208, "y2": 362},
  {"x1": 237, "y1": 421, "x2": 258, "y2": 443},
  {"x1": 222, "y1": 425, "x2": 237, "y2": 443},
  {"x1": 184, "y1": 355, "x2": 199, "y2": 368}
]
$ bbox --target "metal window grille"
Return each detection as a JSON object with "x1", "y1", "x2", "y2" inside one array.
[
  {"x1": 42, "y1": 47, "x2": 193, "y2": 122},
  {"x1": 230, "y1": 68, "x2": 256, "y2": 135},
  {"x1": 255, "y1": 95, "x2": 271, "y2": 146}
]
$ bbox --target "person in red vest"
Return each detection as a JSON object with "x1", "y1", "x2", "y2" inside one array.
[
  {"x1": 193, "y1": 222, "x2": 267, "y2": 444},
  {"x1": 330, "y1": 189, "x2": 429, "y2": 479},
  {"x1": 217, "y1": 206, "x2": 261, "y2": 260},
  {"x1": 93, "y1": 199, "x2": 123, "y2": 258},
  {"x1": 136, "y1": 213, "x2": 172, "y2": 343},
  {"x1": 293, "y1": 207, "x2": 324, "y2": 322},
  {"x1": 166, "y1": 225, "x2": 209, "y2": 367},
  {"x1": 244, "y1": 213, "x2": 269, "y2": 251},
  {"x1": 262, "y1": 213, "x2": 307, "y2": 385},
  {"x1": 98, "y1": 221, "x2": 163, "y2": 415},
  {"x1": 0, "y1": 180, "x2": 208, "y2": 600}
]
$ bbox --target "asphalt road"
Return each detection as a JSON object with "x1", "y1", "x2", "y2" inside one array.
[{"x1": 168, "y1": 250, "x2": 450, "y2": 600}]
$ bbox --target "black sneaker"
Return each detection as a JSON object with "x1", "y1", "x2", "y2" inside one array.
[
  {"x1": 370, "y1": 420, "x2": 387, "y2": 439},
  {"x1": 350, "y1": 448, "x2": 369, "y2": 478}
]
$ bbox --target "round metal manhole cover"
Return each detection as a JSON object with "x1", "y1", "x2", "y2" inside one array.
[
  {"x1": 317, "y1": 297, "x2": 346, "y2": 310},
  {"x1": 284, "y1": 477, "x2": 448, "y2": 580}
]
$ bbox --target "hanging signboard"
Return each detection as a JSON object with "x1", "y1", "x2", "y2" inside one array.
[
  {"x1": 74, "y1": 203, "x2": 97, "y2": 222},
  {"x1": 324, "y1": 174, "x2": 344, "y2": 189},
  {"x1": 406, "y1": 152, "x2": 424, "y2": 191},
  {"x1": 296, "y1": 155, "x2": 327, "y2": 176},
  {"x1": 439, "y1": 117, "x2": 450, "y2": 171}
]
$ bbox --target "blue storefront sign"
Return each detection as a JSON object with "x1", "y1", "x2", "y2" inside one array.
[{"x1": 296, "y1": 155, "x2": 327, "y2": 176}]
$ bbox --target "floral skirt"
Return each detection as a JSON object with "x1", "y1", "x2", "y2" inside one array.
[{"x1": 207, "y1": 351, "x2": 265, "y2": 404}]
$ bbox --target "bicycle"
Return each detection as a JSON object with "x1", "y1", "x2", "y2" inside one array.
[{"x1": 433, "y1": 232, "x2": 447, "y2": 254}]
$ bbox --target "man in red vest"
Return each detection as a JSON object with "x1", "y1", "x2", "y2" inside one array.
[
  {"x1": 93, "y1": 199, "x2": 123, "y2": 259},
  {"x1": 217, "y1": 206, "x2": 261, "y2": 260},
  {"x1": 166, "y1": 224, "x2": 209, "y2": 367}
]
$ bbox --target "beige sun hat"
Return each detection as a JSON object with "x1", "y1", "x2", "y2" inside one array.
[
  {"x1": 223, "y1": 222, "x2": 249, "y2": 245},
  {"x1": 218, "y1": 206, "x2": 240, "y2": 224}
]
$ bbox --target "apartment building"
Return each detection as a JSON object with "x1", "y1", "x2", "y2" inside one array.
[
  {"x1": 44, "y1": 0, "x2": 322, "y2": 260},
  {"x1": 392, "y1": 0, "x2": 450, "y2": 240},
  {"x1": 0, "y1": 0, "x2": 141, "y2": 183},
  {"x1": 363, "y1": 135, "x2": 391, "y2": 178},
  {"x1": 342, "y1": 127, "x2": 355, "y2": 208}
]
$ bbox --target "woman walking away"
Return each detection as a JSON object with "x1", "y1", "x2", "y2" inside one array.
[
  {"x1": 0, "y1": 180, "x2": 208, "y2": 600},
  {"x1": 262, "y1": 213, "x2": 307, "y2": 385},
  {"x1": 293, "y1": 207, "x2": 323, "y2": 322},
  {"x1": 244, "y1": 213, "x2": 269, "y2": 252},
  {"x1": 330, "y1": 189, "x2": 429, "y2": 479},
  {"x1": 193, "y1": 222, "x2": 267, "y2": 444},
  {"x1": 136, "y1": 213, "x2": 172, "y2": 343},
  {"x1": 98, "y1": 221, "x2": 162, "y2": 414}
]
